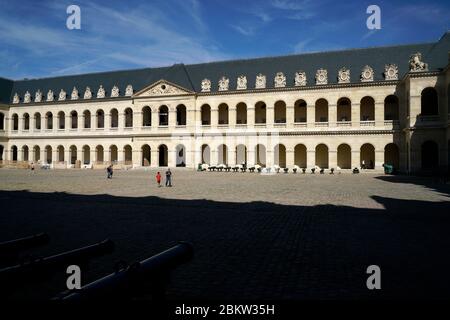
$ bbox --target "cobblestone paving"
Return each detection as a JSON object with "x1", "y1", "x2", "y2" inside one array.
[{"x1": 0, "y1": 168, "x2": 449, "y2": 299}]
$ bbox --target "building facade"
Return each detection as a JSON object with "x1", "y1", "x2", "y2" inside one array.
[{"x1": 1, "y1": 32, "x2": 450, "y2": 173}]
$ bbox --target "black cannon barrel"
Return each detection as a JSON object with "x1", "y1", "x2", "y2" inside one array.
[
  {"x1": 0, "y1": 233, "x2": 50, "y2": 254},
  {"x1": 0, "y1": 239, "x2": 114, "y2": 284},
  {"x1": 60, "y1": 241, "x2": 194, "y2": 300}
]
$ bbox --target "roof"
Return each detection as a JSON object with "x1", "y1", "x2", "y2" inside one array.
[{"x1": 4, "y1": 31, "x2": 450, "y2": 104}]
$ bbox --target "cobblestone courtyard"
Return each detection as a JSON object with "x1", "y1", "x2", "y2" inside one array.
[{"x1": 1, "y1": 168, "x2": 449, "y2": 299}]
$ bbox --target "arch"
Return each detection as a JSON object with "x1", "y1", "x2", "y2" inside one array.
[
  {"x1": 294, "y1": 144, "x2": 307, "y2": 167},
  {"x1": 45, "y1": 145, "x2": 52, "y2": 164},
  {"x1": 142, "y1": 106, "x2": 152, "y2": 127},
  {"x1": 201, "y1": 144, "x2": 210, "y2": 164},
  {"x1": 217, "y1": 144, "x2": 228, "y2": 165},
  {"x1": 142, "y1": 144, "x2": 151, "y2": 166},
  {"x1": 337, "y1": 97, "x2": 351, "y2": 122},
  {"x1": 218, "y1": 103, "x2": 229, "y2": 125},
  {"x1": 360, "y1": 96, "x2": 375, "y2": 121},
  {"x1": 274, "y1": 144, "x2": 286, "y2": 167},
  {"x1": 110, "y1": 145, "x2": 118, "y2": 163},
  {"x1": 236, "y1": 102, "x2": 247, "y2": 124},
  {"x1": 158, "y1": 144, "x2": 168, "y2": 166},
  {"x1": 22, "y1": 145, "x2": 29, "y2": 162},
  {"x1": 69, "y1": 145, "x2": 77, "y2": 165},
  {"x1": 294, "y1": 99, "x2": 307, "y2": 123},
  {"x1": 83, "y1": 110, "x2": 91, "y2": 129},
  {"x1": 337, "y1": 144, "x2": 351, "y2": 169},
  {"x1": 33, "y1": 145, "x2": 41, "y2": 162},
  {"x1": 58, "y1": 111, "x2": 65, "y2": 129},
  {"x1": 315, "y1": 144, "x2": 329, "y2": 168},
  {"x1": 46, "y1": 112, "x2": 53, "y2": 130},
  {"x1": 421, "y1": 87, "x2": 438, "y2": 116},
  {"x1": 0, "y1": 112, "x2": 4, "y2": 130},
  {"x1": 124, "y1": 108, "x2": 133, "y2": 127},
  {"x1": 12, "y1": 113, "x2": 18, "y2": 130},
  {"x1": 96, "y1": 109, "x2": 104, "y2": 128},
  {"x1": 176, "y1": 144, "x2": 186, "y2": 167},
  {"x1": 110, "y1": 109, "x2": 118, "y2": 128},
  {"x1": 201, "y1": 104, "x2": 211, "y2": 125},
  {"x1": 384, "y1": 95, "x2": 399, "y2": 120},
  {"x1": 124, "y1": 145, "x2": 132, "y2": 164},
  {"x1": 23, "y1": 113, "x2": 30, "y2": 130},
  {"x1": 315, "y1": 98, "x2": 328, "y2": 122},
  {"x1": 360, "y1": 143, "x2": 375, "y2": 169},
  {"x1": 421, "y1": 140, "x2": 439, "y2": 169},
  {"x1": 159, "y1": 105, "x2": 169, "y2": 126},
  {"x1": 176, "y1": 104, "x2": 187, "y2": 126},
  {"x1": 255, "y1": 144, "x2": 266, "y2": 166},
  {"x1": 11, "y1": 145, "x2": 18, "y2": 161},
  {"x1": 384, "y1": 143, "x2": 399, "y2": 169},
  {"x1": 57, "y1": 145, "x2": 64, "y2": 162},
  {"x1": 82, "y1": 145, "x2": 90, "y2": 165},
  {"x1": 274, "y1": 100, "x2": 286, "y2": 123},
  {"x1": 255, "y1": 101, "x2": 266, "y2": 124},
  {"x1": 34, "y1": 112, "x2": 41, "y2": 130},
  {"x1": 70, "y1": 110, "x2": 78, "y2": 129},
  {"x1": 236, "y1": 144, "x2": 247, "y2": 164},
  {"x1": 96, "y1": 145, "x2": 104, "y2": 163}
]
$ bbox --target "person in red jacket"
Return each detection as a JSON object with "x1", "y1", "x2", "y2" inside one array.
[{"x1": 156, "y1": 172, "x2": 161, "y2": 187}]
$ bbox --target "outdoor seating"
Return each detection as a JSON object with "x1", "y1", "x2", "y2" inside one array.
[
  {"x1": 283, "y1": 168, "x2": 289, "y2": 173},
  {"x1": 302, "y1": 168, "x2": 306, "y2": 174},
  {"x1": 274, "y1": 165, "x2": 281, "y2": 173},
  {"x1": 320, "y1": 168, "x2": 324, "y2": 174},
  {"x1": 249, "y1": 167, "x2": 255, "y2": 173},
  {"x1": 311, "y1": 168, "x2": 316, "y2": 174},
  {"x1": 353, "y1": 167, "x2": 360, "y2": 174},
  {"x1": 330, "y1": 168, "x2": 334, "y2": 174}
]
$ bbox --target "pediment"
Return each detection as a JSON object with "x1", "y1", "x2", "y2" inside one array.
[{"x1": 133, "y1": 80, "x2": 193, "y2": 97}]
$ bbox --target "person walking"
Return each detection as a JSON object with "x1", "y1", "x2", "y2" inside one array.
[
  {"x1": 165, "y1": 168, "x2": 172, "y2": 187},
  {"x1": 156, "y1": 171, "x2": 162, "y2": 187},
  {"x1": 107, "y1": 165, "x2": 113, "y2": 179},
  {"x1": 31, "y1": 162, "x2": 35, "y2": 173}
]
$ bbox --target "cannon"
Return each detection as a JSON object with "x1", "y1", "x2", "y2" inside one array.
[
  {"x1": 0, "y1": 233, "x2": 50, "y2": 267},
  {"x1": 56, "y1": 242, "x2": 194, "y2": 301}
]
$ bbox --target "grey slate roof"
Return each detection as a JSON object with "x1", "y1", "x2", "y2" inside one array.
[{"x1": 3, "y1": 31, "x2": 450, "y2": 105}]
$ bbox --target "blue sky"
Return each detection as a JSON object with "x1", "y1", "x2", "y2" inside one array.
[{"x1": 0, "y1": 0, "x2": 449, "y2": 80}]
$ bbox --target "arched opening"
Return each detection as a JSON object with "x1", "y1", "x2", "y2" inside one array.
[
  {"x1": 274, "y1": 144, "x2": 286, "y2": 167},
  {"x1": 294, "y1": 100, "x2": 307, "y2": 123},
  {"x1": 360, "y1": 143, "x2": 375, "y2": 169},
  {"x1": 255, "y1": 101, "x2": 266, "y2": 124},
  {"x1": 142, "y1": 106, "x2": 152, "y2": 127},
  {"x1": 159, "y1": 105, "x2": 168, "y2": 126},
  {"x1": 58, "y1": 111, "x2": 65, "y2": 129},
  {"x1": 34, "y1": 113, "x2": 41, "y2": 130},
  {"x1": 294, "y1": 144, "x2": 306, "y2": 167},
  {"x1": 83, "y1": 110, "x2": 91, "y2": 129},
  {"x1": 124, "y1": 108, "x2": 133, "y2": 128},
  {"x1": 236, "y1": 103, "x2": 247, "y2": 124},
  {"x1": 96, "y1": 109, "x2": 104, "y2": 128},
  {"x1": 201, "y1": 104, "x2": 211, "y2": 125},
  {"x1": 69, "y1": 145, "x2": 77, "y2": 165},
  {"x1": 384, "y1": 95, "x2": 399, "y2": 120},
  {"x1": 96, "y1": 145, "x2": 104, "y2": 163},
  {"x1": 315, "y1": 98, "x2": 328, "y2": 122},
  {"x1": 421, "y1": 140, "x2": 439, "y2": 169},
  {"x1": 23, "y1": 145, "x2": 29, "y2": 162},
  {"x1": 124, "y1": 145, "x2": 132, "y2": 165},
  {"x1": 23, "y1": 113, "x2": 30, "y2": 130},
  {"x1": 82, "y1": 145, "x2": 90, "y2": 165},
  {"x1": 142, "y1": 144, "x2": 151, "y2": 166},
  {"x1": 45, "y1": 145, "x2": 52, "y2": 164},
  {"x1": 255, "y1": 144, "x2": 266, "y2": 166},
  {"x1": 158, "y1": 144, "x2": 168, "y2": 166},
  {"x1": 337, "y1": 144, "x2": 351, "y2": 169},
  {"x1": 384, "y1": 143, "x2": 399, "y2": 169},
  {"x1": 70, "y1": 111, "x2": 78, "y2": 129},
  {"x1": 176, "y1": 105, "x2": 186, "y2": 126},
  {"x1": 12, "y1": 114, "x2": 18, "y2": 130},
  {"x1": 57, "y1": 145, "x2": 64, "y2": 162},
  {"x1": 33, "y1": 145, "x2": 40, "y2": 162},
  {"x1": 218, "y1": 103, "x2": 229, "y2": 125},
  {"x1": 421, "y1": 87, "x2": 438, "y2": 116},
  {"x1": 360, "y1": 96, "x2": 375, "y2": 121},
  {"x1": 11, "y1": 145, "x2": 18, "y2": 161},
  {"x1": 110, "y1": 145, "x2": 118, "y2": 163},
  {"x1": 176, "y1": 144, "x2": 186, "y2": 167},
  {"x1": 217, "y1": 144, "x2": 228, "y2": 165},
  {"x1": 110, "y1": 109, "x2": 118, "y2": 128},
  {"x1": 315, "y1": 144, "x2": 329, "y2": 168},
  {"x1": 274, "y1": 101, "x2": 286, "y2": 123},
  {"x1": 201, "y1": 144, "x2": 210, "y2": 164},
  {"x1": 236, "y1": 144, "x2": 247, "y2": 164},
  {"x1": 0, "y1": 113, "x2": 4, "y2": 130},
  {"x1": 46, "y1": 112, "x2": 53, "y2": 130},
  {"x1": 337, "y1": 97, "x2": 351, "y2": 122}
]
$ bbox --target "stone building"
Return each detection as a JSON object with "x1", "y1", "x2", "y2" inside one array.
[{"x1": 1, "y1": 32, "x2": 450, "y2": 173}]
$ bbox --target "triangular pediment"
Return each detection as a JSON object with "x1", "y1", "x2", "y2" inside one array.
[{"x1": 133, "y1": 80, "x2": 193, "y2": 97}]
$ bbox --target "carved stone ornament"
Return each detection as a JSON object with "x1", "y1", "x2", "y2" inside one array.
[
  {"x1": 147, "y1": 82, "x2": 186, "y2": 96},
  {"x1": 338, "y1": 67, "x2": 350, "y2": 84},
  {"x1": 274, "y1": 72, "x2": 286, "y2": 88},
  {"x1": 71, "y1": 87, "x2": 79, "y2": 100},
  {"x1": 84, "y1": 87, "x2": 92, "y2": 99},
  {"x1": 315, "y1": 69, "x2": 328, "y2": 85},
  {"x1": 384, "y1": 64, "x2": 398, "y2": 80},
  {"x1": 255, "y1": 73, "x2": 266, "y2": 89},
  {"x1": 35, "y1": 90, "x2": 42, "y2": 103},
  {"x1": 218, "y1": 76, "x2": 229, "y2": 91},
  {"x1": 409, "y1": 52, "x2": 428, "y2": 72},
  {"x1": 13, "y1": 93, "x2": 19, "y2": 104},
  {"x1": 125, "y1": 85, "x2": 133, "y2": 96},
  {"x1": 47, "y1": 90, "x2": 54, "y2": 102},
  {"x1": 111, "y1": 85, "x2": 119, "y2": 97},
  {"x1": 294, "y1": 71, "x2": 307, "y2": 86},
  {"x1": 360, "y1": 65, "x2": 374, "y2": 82},
  {"x1": 201, "y1": 79, "x2": 211, "y2": 92},
  {"x1": 236, "y1": 75, "x2": 247, "y2": 90},
  {"x1": 97, "y1": 85, "x2": 106, "y2": 98},
  {"x1": 58, "y1": 89, "x2": 67, "y2": 101},
  {"x1": 24, "y1": 91, "x2": 31, "y2": 103}
]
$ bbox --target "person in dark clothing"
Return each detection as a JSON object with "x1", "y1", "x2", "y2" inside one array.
[
  {"x1": 107, "y1": 165, "x2": 113, "y2": 179},
  {"x1": 165, "y1": 168, "x2": 172, "y2": 187}
]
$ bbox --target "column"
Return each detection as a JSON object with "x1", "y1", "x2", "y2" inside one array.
[
  {"x1": 352, "y1": 102, "x2": 360, "y2": 127},
  {"x1": 266, "y1": 106, "x2": 274, "y2": 127},
  {"x1": 247, "y1": 143, "x2": 256, "y2": 167},
  {"x1": 89, "y1": 148, "x2": 96, "y2": 165},
  {"x1": 118, "y1": 148, "x2": 124, "y2": 165},
  {"x1": 211, "y1": 147, "x2": 218, "y2": 165},
  {"x1": 307, "y1": 105, "x2": 315, "y2": 128},
  {"x1": 17, "y1": 147, "x2": 23, "y2": 161},
  {"x1": 247, "y1": 106, "x2": 255, "y2": 127},
  {"x1": 329, "y1": 149, "x2": 337, "y2": 169},
  {"x1": 151, "y1": 149, "x2": 159, "y2": 167},
  {"x1": 328, "y1": 103, "x2": 337, "y2": 127},
  {"x1": 286, "y1": 149, "x2": 295, "y2": 167},
  {"x1": 168, "y1": 107, "x2": 177, "y2": 128},
  {"x1": 229, "y1": 106, "x2": 237, "y2": 128},
  {"x1": 134, "y1": 111, "x2": 142, "y2": 130},
  {"x1": 211, "y1": 107, "x2": 218, "y2": 128},
  {"x1": 307, "y1": 150, "x2": 315, "y2": 168},
  {"x1": 286, "y1": 105, "x2": 295, "y2": 129},
  {"x1": 133, "y1": 148, "x2": 141, "y2": 167},
  {"x1": 351, "y1": 150, "x2": 360, "y2": 169},
  {"x1": 374, "y1": 102, "x2": 384, "y2": 127},
  {"x1": 375, "y1": 150, "x2": 384, "y2": 170},
  {"x1": 229, "y1": 147, "x2": 237, "y2": 166}
]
